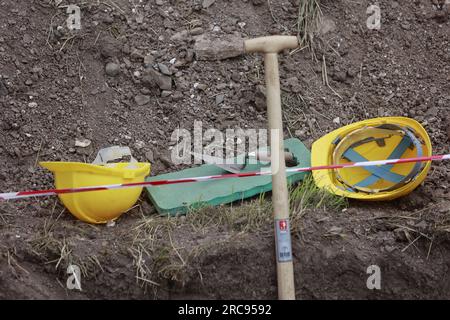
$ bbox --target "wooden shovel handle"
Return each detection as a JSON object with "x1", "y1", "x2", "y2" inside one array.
[{"x1": 244, "y1": 36, "x2": 299, "y2": 54}]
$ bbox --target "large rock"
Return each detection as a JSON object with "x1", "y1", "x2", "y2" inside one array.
[{"x1": 194, "y1": 34, "x2": 245, "y2": 61}]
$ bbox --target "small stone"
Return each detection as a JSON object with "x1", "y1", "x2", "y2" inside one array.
[
  {"x1": 122, "y1": 44, "x2": 131, "y2": 55},
  {"x1": 426, "y1": 107, "x2": 438, "y2": 117},
  {"x1": 254, "y1": 85, "x2": 266, "y2": 111},
  {"x1": 75, "y1": 138, "x2": 91, "y2": 148},
  {"x1": 0, "y1": 79, "x2": 8, "y2": 96},
  {"x1": 156, "y1": 0, "x2": 164, "y2": 5},
  {"x1": 160, "y1": 156, "x2": 172, "y2": 168},
  {"x1": 158, "y1": 63, "x2": 172, "y2": 75},
  {"x1": 105, "y1": 62, "x2": 120, "y2": 77},
  {"x1": 130, "y1": 49, "x2": 145, "y2": 62},
  {"x1": 25, "y1": 79, "x2": 33, "y2": 86},
  {"x1": 32, "y1": 66, "x2": 43, "y2": 74},
  {"x1": 384, "y1": 245, "x2": 396, "y2": 253},
  {"x1": 106, "y1": 220, "x2": 116, "y2": 227},
  {"x1": 123, "y1": 57, "x2": 132, "y2": 69},
  {"x1": 100, "y1": 36, "x2": 121, "y2": 59},
  {"x1": 22, "y1": 34, "x2": 32, "y2": 44},
  {"x1": 172, "y1": 91, "x2": 184, "y2": 101},
  {"x1": 347, "y1": 69, "x2": 357, "y2": 78},
  {"x1": 295, "y1": 129, "x2": 306, "y2": 138},
  {"x1": 231, "y1": 72, "x2": 240, "y2": 82},
  {"x1": 142, "y1": 68, "x2": 172, "y2": 91},
  {"x1": 195, "y1": 83, "x2": 208, "y2": 91},
  {"x1": 134, "y1": 94, "x2": 150, "y2": 106},
  {"x1": 135, "y1": 13, "x2": 144, "y2": 24},
  {"x1": 170, "y1": 30, "x2": 190, "y2": 42},
  {"x1": 102, "y1": 15, "x2": 114, "y2": 24},
  {"x1": 134, "y1": 140, "x2": 145, "y2": 150},
  {"x1": 215, "y1": 94, "x2": 224, "y2": 105},
  {"x1": 28, "y1": 102, "x2": 37, "y2": 108},
  {"x1": 145, "y1": 150, "x2": 154, "y2": 162},
  {"x1": 401, "y1": 22, "x2": 411, "y2": 31},
  {"x1": 446, "y1": 118, "x2": 450, "y2": 140},
  {"x1": 333, "y1": 117, "x2": 341, "y2": 124},
  {"x1": 202, "y1": 0, "x2": 215, "y2": 9},
  {"x1": 161, "y1": 90, "x2": 172, "y2": 98},
  {"x1": 141, "y1": 87, "x2": 151, "y2": 95},
  {"x1": 185, "y1": 49, "x2": 194, "y2": 62},
  {"x1": 332, "y1": 71, "x2": 347, "y2": 83},
  {"x1": 144, "y1": 54, "x2": 155, "y2": 67},
  {"x1": 190, "y1": 27, "x2": 204, "y2": 36}
]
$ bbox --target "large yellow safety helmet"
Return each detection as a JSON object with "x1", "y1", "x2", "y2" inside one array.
[
  {"x1": 311, "y1": 117, "x2": 432, "y2": 200},
  {"x1": 41, "y1": 146, "x2": 150, "y2": 224}
]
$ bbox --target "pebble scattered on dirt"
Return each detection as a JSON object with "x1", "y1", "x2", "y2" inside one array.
[
  {"x1": 0, "y1": 0, "x2": 449, "y2": 300},
  {"x1": 105, "y1": 62, "x2": 120, "y2": 77}
]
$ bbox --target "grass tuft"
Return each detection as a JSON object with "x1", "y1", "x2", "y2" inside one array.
[{"x1": 296, "y1": 0, "x2": 323, "y2": 56}]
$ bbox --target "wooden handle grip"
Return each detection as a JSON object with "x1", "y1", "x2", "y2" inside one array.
[{"x1": 244, "y1": 36, "x2": 299, "y2": 54}]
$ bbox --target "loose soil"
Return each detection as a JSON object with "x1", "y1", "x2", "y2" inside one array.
[{"x1": 0, "y1": 0, "x2": 449, "y2": 299}]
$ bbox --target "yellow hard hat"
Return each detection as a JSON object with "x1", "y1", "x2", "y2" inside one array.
[
  {"x1": 311, "y1": 117, "x2": 432, "y2": 200},
  {"x1": 41, "y1": 146, "x2": 150, "y2": 223}
]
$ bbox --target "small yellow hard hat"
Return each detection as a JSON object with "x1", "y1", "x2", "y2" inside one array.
[
  {"x1": 311, "y1": 117, "x2": 432, "y2": 200},
  {"x1": 41, "y1": 146, "x2": 150, "y2": 223}
]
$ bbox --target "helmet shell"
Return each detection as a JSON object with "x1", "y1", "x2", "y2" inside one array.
[
  {"x1": 40, "y1": 162, "x2": 150, "y2": 223},
  {"x1": 311, "y1": 117, "x2": 432, "y2": 200}
]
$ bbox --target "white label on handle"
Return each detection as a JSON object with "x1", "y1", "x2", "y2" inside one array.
[{"x1": 275, "y1": 219, "x2": 293, "y2": 262}]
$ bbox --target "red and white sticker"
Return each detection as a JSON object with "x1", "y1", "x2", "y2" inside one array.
[
  {"x1": 278, "y1": 220, "x2": 288, "y2": 233},
  {"x1": 275, "y1": 218, "x2": 292, "y2": 262}
]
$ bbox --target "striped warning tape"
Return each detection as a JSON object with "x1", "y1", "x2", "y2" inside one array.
[{"x1": 0, "y1": 154, "x2": 449, "y2": 201}]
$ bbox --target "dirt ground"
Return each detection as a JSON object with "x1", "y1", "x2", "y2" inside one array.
[{"x1": 0, "y1": 0, "x2": 449, "y2": 299}]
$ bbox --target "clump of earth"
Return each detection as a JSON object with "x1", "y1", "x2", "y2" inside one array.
[{"x1": 0, "y1": 0, "x2": 449, "y2": 299}]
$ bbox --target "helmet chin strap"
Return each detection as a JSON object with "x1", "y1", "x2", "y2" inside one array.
[{"x1": 332, "y1": 124, "x2": 425, "y2": 194}]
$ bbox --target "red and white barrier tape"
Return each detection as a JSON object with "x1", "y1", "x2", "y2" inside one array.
[{"x1": 0, "y1": 154, "x2": 449, "y2": 201}]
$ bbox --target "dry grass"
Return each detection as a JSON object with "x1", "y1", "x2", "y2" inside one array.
[
  {"x1": 128, "y1": 197, "x2": 272, "y2": 289},
  {"x1": 296, "y1": 0, "x2": 323, "y2": 52},
  {"x1": 185, "y1": 194, "x2": 273, "y2": 233},
  {"x1": 128, "y1": 176, "x2": 347, "y2": 288},
  {"x1": 289, "y1": 175, "x2": 348, "y2": 232},
  {"x1": 28, "y1": 204, "x2": 102, "y2": 279}
]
